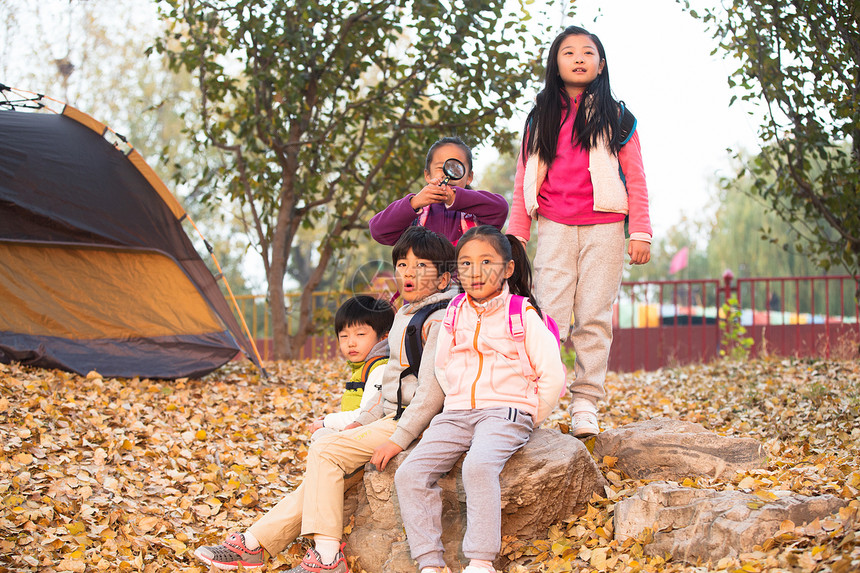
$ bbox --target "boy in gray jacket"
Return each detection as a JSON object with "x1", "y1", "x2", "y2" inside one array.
[{"x1": 192, "y1": 226, "x2": 455, "y2": 572}]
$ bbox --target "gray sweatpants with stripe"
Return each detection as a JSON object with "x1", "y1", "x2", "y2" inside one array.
[{"x1": 394, "y1": 408, "x2": 533, "y2": 568}]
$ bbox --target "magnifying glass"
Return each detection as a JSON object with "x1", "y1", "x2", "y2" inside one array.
[{"x1": 440, "y1": 158, "x2": 466, "y2": 186}]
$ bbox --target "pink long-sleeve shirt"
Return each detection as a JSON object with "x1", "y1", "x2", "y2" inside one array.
[{"x1": 508, "y1": 105, "x2": 652, "y2": 242}]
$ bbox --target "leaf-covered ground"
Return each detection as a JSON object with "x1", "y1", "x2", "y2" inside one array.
[{"x1": 1, "y1": 358, "x2": 858, "y2": 573}]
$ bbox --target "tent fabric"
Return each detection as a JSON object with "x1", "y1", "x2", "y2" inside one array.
[{"x1": 0, "y1": 106, "x2": 261, "y2": 379}]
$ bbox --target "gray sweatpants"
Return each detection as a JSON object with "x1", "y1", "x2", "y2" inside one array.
[
  {"x1": 533, "y1": 218, "x2": 625, "y2": 409},
  {"x1": 394, "y1": 408, "x2": 533, "y2": 569}
]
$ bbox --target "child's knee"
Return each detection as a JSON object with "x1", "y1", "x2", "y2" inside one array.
[
  {"x1": 461, "y1": 457, "x2": 498, "y2": 484},
  {"x1": 394, "y1": 458, "x2": 415, "y2": 488}
]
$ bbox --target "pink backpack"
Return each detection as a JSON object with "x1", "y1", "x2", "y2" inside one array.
[{"x1": 442, "y1": 293, "x2": 563, "y2": 384}]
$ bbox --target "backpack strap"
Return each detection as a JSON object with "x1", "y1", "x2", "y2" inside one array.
[
  {"x1": 617, "y1": 102, "x2": 636, "y2": 240},
  {"x1": 506, "y1": 296, "x2": 564, "y2": 387},
  {"x1": 618, "y1": 102, "x2": 637, "y2": 147},
  {"x1": 506, "y1": 295, "x2": 537, "y2": 383},
  {"x1": 359, "y1": 355, "x2": 387, "y2": 384},
  {"x1": 395, "y1": 299, "x2": 450, "y2": 420},
  {"x1": 417, "y1": 206, "x2": 429, "y2": 227},
  {"x1": 459, "y1": 212, "x2": 477, "y2": 238},
  {"x1": 442, "y1": 293, "x2": 467, "y2": 334}
]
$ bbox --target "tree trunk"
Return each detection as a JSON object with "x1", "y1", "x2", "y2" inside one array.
[
  {"x1": 268, "y1": 222, "x2": 295, "y2": 360},
  {"x1": 268, "y1": 279, "x2": 293, "y2": 360}
]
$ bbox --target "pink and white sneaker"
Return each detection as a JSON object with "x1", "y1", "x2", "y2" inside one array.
[{"x1": 193, "y1": 533, "x2": 265, "y2": 570}]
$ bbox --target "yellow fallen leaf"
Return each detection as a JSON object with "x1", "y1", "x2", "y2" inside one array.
[
  {"x1": 195, "y1": 429, "x2": 207, "y2": 440},
  {"x1": 738, "y1": 476, "x2": 757, "y2": 489},
  {"x1": 57, "y1": 558, "x2": 86, "y2": 572},
  {"x1": 138, "y1": 515, "x2": 159, "y2": 532},
  {"x1": 166, "y1": 538, "x2": 187, "y2": 554},
  {"x1": 65, "y1": 522, "x2": 86, "y2": 535},
  {"x1": 804, "y1": 517, "x2": 823, "y2": 535},
  {"x1": 590, "y1": 547, "x2": 608, "y2": 569},
  {"x1": 578, "y1": 547, "x2": 592, "y2": 561},
  {"x1": 753, "y1": 489, "x2": 777, "y2": 501},
  {"x1": 192, "y1": 504, "x2": 212, "y2": 517}
]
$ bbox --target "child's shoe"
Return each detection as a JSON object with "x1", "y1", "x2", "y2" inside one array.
[
  {"x1": 287, "y1": 543, "x2": 350, "y2": 573},
  {"x1": 463, "y1": 565, "x2": 496, "y2": 573},
  {"x1": 571, "y1": 411, "x2": 600, "y2": 438},
  {"x1": 193, "y1": 533, "x2": 265, "y2": 569}
]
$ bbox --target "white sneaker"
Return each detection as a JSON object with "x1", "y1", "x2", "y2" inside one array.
[
  {"x1": 463, "y1": 566, "x2": 495, "y2": 573},
  {"x1": 571, "y1": 411, "x2": 600, "y2": 438}
]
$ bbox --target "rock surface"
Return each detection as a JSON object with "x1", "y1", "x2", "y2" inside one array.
[
  {"x1": 593, "y1": 418, "x2": 766, "y2": 480},
  {"x1": 614, "y1": 482, "x2": 848, "y2": 562},
  {"x1": 343, "y1": 428, "x2": 607, "y2": 573}
]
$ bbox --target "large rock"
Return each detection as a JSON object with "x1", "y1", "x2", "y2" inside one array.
[
  {"x1": 343, "y1": 428, "x2": 607, "y2": 573},
  {"x1": 614, "y1": 482, "x2": 848, "y2": 563},
  {"x1": 593, "y1": 418, "x2": 766, "y2": 480}
]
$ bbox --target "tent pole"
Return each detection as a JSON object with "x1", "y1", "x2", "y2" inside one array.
[{"x1": 184, "y1": 215, "x2": 269, "y2": 377}]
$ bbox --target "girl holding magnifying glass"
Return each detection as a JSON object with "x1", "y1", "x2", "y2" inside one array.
[{"x1": 370, "y1": 137, "x2": 508, "y2": 246}]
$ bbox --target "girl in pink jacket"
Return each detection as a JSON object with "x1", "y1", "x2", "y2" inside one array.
[
  {"x1": 508, "y1": 25, "x2": 653, "y2": 438},
  {"x1": 394, "y1": 225, "x2": 565, "y2": 573}
]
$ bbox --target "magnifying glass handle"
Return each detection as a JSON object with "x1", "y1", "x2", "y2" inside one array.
[{"x1": 440, "y1": 176, "x2": 450, "y2": 186}]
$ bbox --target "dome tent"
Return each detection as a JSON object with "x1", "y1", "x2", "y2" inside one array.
[{"x1": 0, "y1": 87, "x2": 263, "y2": 379}]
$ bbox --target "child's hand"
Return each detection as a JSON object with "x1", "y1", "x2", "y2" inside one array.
[
  {"x1": 310, "y1": 418, "x2": 325, "y2": 432},
  {"x1": 628, "y1": 240, "x2": 651, "y2": 265},
  {"x1": 343, "y1": 421, "x2": 361, "y2": 430},
  {"x1": 410, "y1": 179, "x2": 449, "y2": 210},
  {"x1": 370, "y1": 440, "x2": 403, "y2": 471}
]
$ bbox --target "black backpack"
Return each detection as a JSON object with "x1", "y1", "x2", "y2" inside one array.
[
  {"x1": 395, "y1": 300, "x2": 450, "y2": 419},
  {"x1": 618, "y1": 102, "x2": 637, "y2": 146}
]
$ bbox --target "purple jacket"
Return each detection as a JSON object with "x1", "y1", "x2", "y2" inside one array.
[{"x1": 369, "y1": 186, "x2": 509, "y2": 246}]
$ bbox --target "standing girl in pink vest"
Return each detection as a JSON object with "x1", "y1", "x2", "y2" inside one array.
[
  {"x1": 508, "y1": 26, "x2": 653, "y2": 438},
  {"x1": 395, "y1": 225, "x2": 565, "y2": 573}
]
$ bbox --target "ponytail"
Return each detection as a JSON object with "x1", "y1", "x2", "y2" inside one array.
[{"x1": 506, "y1": 235, "x2": 543, "y2": 319}]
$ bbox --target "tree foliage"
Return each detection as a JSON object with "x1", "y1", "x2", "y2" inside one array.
[
  {"x1": 0, "y1": 0, "x2": 258, "y2": 298},
  {"x1": 684, "y1": 0, "x2": 860, "y2": 275},
  {"x1": 627, "y1": 170, "x2": 849, "y2": 284},
  {"x1": 155, "y1": 0, "x2": 547, "y2": 359}
]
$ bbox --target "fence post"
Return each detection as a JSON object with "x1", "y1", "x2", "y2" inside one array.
[
  {"x1": 719, "y1": 269, "x2": 735, "y2": 353},
  {"x1": 722, "y1": 269, "x2": 735, "y2": 303}
]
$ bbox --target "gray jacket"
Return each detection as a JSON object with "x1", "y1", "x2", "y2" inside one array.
[{"x1": 354, "y1": 289, "x2": 454, "y2": 448}]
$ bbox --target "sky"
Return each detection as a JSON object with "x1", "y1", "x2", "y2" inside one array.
[{"x1": 475, "y1": 0, "x2": 763, "y2": 240}]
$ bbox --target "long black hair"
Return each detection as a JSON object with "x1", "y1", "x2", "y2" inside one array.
[
  {"x1": 523, "y1": 25, "x2": 624, "y2": 166},
  {"x1": 455, "y1": 225, "x2": 543, "y2": 318}
]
